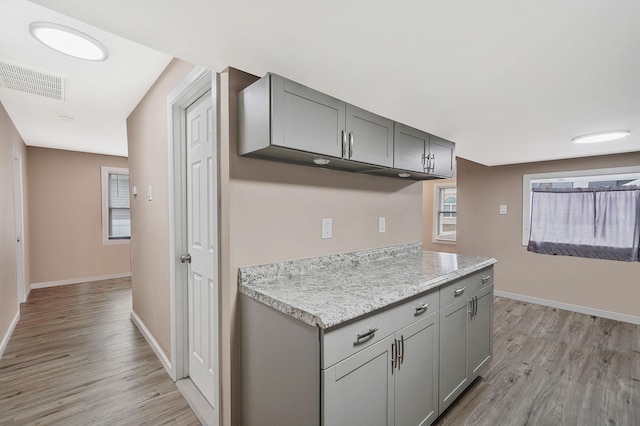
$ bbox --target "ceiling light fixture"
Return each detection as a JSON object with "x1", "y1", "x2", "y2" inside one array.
[
  {"x1": 29, "y1": 22, "x2": 108, "y2": 62},
  {"x1": 572, "y1": 130, "x2": 630, "y2": 144}
]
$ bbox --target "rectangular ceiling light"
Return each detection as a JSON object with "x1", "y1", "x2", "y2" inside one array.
[{"x1": 0, "y1": 59, "x2": 66, "y2": 101}]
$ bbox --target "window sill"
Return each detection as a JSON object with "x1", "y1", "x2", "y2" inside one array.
[
  {"x1": 433, "y1": 237, "x2": 456, "y2": 245},
  {"x1": 103, "y1": 238, "x2": 131, "y2": 246}
]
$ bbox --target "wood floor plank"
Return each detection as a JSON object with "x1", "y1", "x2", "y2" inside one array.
[
  {"x1": 0, "y1": 278, "x2": 199, "y2": 426},
  {"x1": 434, "y1": 296, "x2": 640, "y2": 426}
]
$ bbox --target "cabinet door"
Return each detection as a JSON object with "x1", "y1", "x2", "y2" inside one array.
[
  {"x1": 394, "y1": 313, "x2": 439, "y2": 426},
  {"x1": 468, "y1": 285, "x2": 493, "y2": 380},
  {"x1": 438, "y1": 297, "x2": 469, "y2": 415},
  {"x1": 346, "y1": 104, "x2": 394, "y2": 167},
  {"x1": 323, "y1": 335, "x2": 394, "y2": 426},
  {"x1": 427, "y1": 136, "x2": 455, "y2": 178},
  {"x1": 271, "y1": 74, "x2": 346, "y2": 157},
  {"x1": 393, "y1": 123, "x2": 427, "y2": 173}
]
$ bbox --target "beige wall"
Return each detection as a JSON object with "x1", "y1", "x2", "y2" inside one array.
[
  {"x1": 455, "y1": 154, "x2": 640, "y2": 319},
  {"x1": 422, "y1": 177, "x2": 457, "y2": 253},
  {"x1": 0, "y1": 101, "x2": 28, "y2": 349},
  {"x1": 126, "y1": 58, "x2": 195, "y2": 357},
  {"x1": 221, "y1": 68, "x2": 424, "y2": 425},
  {"x1": 27, "y1": 147, "x2": 130, "y2": 284}
]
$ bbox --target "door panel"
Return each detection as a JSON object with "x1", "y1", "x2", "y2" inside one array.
[
  {"x1": 186, "y1": 90, "x2": 217, "y2": 406},
  {"x1": 395, "y1": 313, "x2": 439, "y2": 426},
  {"x1": 393, "y1": 123, "x2": 427, "y2": 173},
  {"x1": 272, "y1": 75, "x2": 345, "y2": 157},
  {"x1": 346, "y1": 104, "x2": 393, "y2": 167},
  {"x1": 439, "y1": 298, "x2": 469, "y2": 414},
  {"x1": 323, "y1": 335, "x2": 394, "y2": 426},
  {"x1": 468, "y1": 285, "x2": 494, "y2": 379},
  {"x1": 428, "y1": 135, "x2": 455, "y2": 177}
]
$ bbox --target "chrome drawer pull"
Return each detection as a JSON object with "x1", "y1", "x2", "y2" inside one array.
[
  {"x1": 481, "y1": 275, "x2": 491, "y2": 284},
  {"x1": 354, "y1": 327, "x2": 379, "y2": 345},
  {"x1": 414, "y1": 303, "x2": 430, "y2": 315},
  {"x1": 454, "y1": 287, "x2": 466, "y2": 297}
]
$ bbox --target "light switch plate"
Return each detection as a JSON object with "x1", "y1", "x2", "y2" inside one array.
[
  {"x1": 499, "y1": 204, "x2": 507, "y2": 215},
  {"x1": 378, "y1": 217, "x2": 386, "y2": 233},
  {"x1": 322, "y1": 218, "x2": 332, "y2": 239}
]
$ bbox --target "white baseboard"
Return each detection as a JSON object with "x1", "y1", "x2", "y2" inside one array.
[
  {"x1": 130, "y1": 311, "x2": 173, "y2": 375},
  {"x1": 30, "y1": 273, "x2": 132, "y2": 292},
  {"x1": 0, "y1": 309, "x2": 20, "y2": 359},
  {"x1": 494, "y1": 290, "x2": 640, "y2": 325}
]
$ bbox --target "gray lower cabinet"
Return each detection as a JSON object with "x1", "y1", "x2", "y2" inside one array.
[
  {"x1": 439, "y1": 276, "x2": 494, "y2": 415},
  {"x1": 323, "y1": 311, "x2": 440, "y2": 426},
  {"x1": 393, "y1": 123, "x2": 455, "y2": 178},
  {"x1": 323, "y1": 335, "x2": 395, "y2": 426}
]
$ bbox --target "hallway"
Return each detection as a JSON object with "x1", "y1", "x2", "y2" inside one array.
[{"x1": 0, "y1": 278, "x2": 199, "y2": 425}]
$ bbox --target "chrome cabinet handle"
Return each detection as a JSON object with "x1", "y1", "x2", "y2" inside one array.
[
  {"x1": 341, "y1": 131, "x2": 347, "y2": 157},
  {"x1": 481, "y1": 275, "x2": 491, "y2": 284},
  {"x1": 414, "y1": 303, "x2": 430, "y2": 315},
  {"x1": 430, "y1": 153, "x2": 435, "y2": 172},
  {"x1": 355, "y1": 327, "x2": 378, "y2": 345},
  {"x1": 399, "y1": 335, "x2": 405, "y2": 365},
  {"x1": 391, "y1": 339, "x2": 397, "y2": 373},
  {"x1": 349, "y1": 132, "x2": 354, "y2": 158},
  {"x1": 180, "y1": 253, "x2": 191, "y2": 263},
  {"x1": 454, "y1": 287, "x2": 466, "y2": 297}
]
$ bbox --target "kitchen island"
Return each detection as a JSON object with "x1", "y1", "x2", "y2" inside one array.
[{"x1": 239, "y1": 243, "x2": 497, "y2": 426}]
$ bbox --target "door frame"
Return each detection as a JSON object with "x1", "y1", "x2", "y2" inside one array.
[
  {"x1": 167, "y1": 66, "x2": 220, "y2": 421},
  {"x1": 12, "y1": 146, "x2": 26, "y2": 304}
]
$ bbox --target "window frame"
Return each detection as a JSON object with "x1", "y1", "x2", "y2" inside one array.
[
  {"x1": 521, "y1": 165, "x2": 640, "y2": 246},
  {"x1": 433, "y1": 183, "x2": 457, "y2": 244},
  {"x1": 101, "y1": 166, "x2": 131, "y2": 245}
]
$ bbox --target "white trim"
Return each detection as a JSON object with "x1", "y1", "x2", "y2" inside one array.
[
  {"x1": 0, "y1": 310, "x2": 20, "y2": 358},
  {"x1": 167, "y1": 65, "x2": 220, "y2": 426},
  {"x1": 101, "y1": 166, "x2": 131, "y2": 245},
  {"x1": 432, "y1": 182, "x2": 457, "y2": 244},
  {"x1": 495, "y1": 290, "x2": 640, "y2": 325},
  {"x1": 130, "y1": 311, "x2": 172, "y2": 373},
  {"x1": 521, "y1": 165, "x2": 640, "y2": 246},
  {"x1": 12, "y1": 146, "x2": 26, "y2": 304},
  {"x1": 30, "y1": 272, "x2": 132, "y2": 291}
]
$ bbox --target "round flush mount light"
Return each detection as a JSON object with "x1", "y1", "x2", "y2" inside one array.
[
  {"x1": 29, "y1": 22, "x2": 108, "y2": 62},
  {"x1": 398, "y1": 172, "x2": 411, "y2": 178},
  {"x1": 572, "y1": 130, "x2": 630, "y2": 144},
  {"x1": 313, "y1": 158, "x2": 331, "y2": 165}
]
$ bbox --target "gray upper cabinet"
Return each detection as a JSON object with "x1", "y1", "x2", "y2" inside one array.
[
  {"x1": 346, "y1": 104, "x2": 394, "y2": 167},
  {"x1": 393, "y1": 123, "x2": 455, "y2": 178},
  {"x1": 271, "y1": 75, "x2": 345, "y2": 158},
  {"x1": 238, "y1": 72, "x2": 455, "y2": 180}
]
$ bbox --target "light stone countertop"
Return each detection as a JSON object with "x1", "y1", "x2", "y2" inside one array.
[{"x1": 238, "y1": 243, "x2": 497, "y2": 329}]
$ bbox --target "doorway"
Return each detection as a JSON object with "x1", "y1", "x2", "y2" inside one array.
[
  {"x1": 168, "y1": 67, "x2": 219, "y2": 426},
  {"x1": 12, "y1": 147, "x2": 26, "y2": 304}
]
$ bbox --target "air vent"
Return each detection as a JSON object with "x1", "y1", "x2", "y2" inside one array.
[{"x1": 0, "y1": 60, "x2": 66, "y2": 101}]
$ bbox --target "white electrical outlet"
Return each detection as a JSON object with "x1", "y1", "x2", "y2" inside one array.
[
  {"x1": 499, "y1": 204, "x2": 507, "y2": 215},
  {"x1": 378, "y1": 217, "x2": 386, "y2": 233},
  {"x1": 322, "y1": 218, "x2": 333, "y2": 239},
  {"x1": 147, "y1": 186, "x2": 153, "y2": 201}
]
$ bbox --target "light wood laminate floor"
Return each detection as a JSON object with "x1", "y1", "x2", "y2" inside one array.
[
  {"x1": 0, "y1": 278, "x2": 199, "y2": 426},
  {"x1": 435, "y1": 296, "x2": 640, "y2": 426}
]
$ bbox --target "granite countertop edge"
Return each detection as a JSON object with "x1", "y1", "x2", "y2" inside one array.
[{"x1": 239, "y1": 244, "x2": 497, "y2": 329}]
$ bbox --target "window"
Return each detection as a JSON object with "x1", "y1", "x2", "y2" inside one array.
[
  {"x1": 101, "y1": 166, "x2": 130, "y2": 244},
  {"x1": 522, "y1": 166, "x2": 640, "y2": 245},
  {"x1": 434, "y1": 184, "x2": 456, "y2": 243},
  {"x1": 522, "y1": 166, "x2": 640, "y2": 262}
]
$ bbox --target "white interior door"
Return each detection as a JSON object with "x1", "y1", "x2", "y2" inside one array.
[
  {"x1": 12, "y1": 150, "x2": 25, "y2": 304},
  {"x1": 186, "y1": 90, "x2": 218, "y2": 407}
]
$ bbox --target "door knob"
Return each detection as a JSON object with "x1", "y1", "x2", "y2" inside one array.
[{"x1": 180, "y1": 253, "x2": 191, "y2": 263}]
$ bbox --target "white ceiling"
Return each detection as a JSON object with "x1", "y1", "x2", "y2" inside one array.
[
  {"x1": 0, "y1": 0, "x2": 171, "y2": 157},
  {"x1": 9, "y1": 0, "x2": 640, "y2": 165}
]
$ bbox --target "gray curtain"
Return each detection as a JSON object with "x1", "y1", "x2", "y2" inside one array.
[{"x1": 527, "y1": 186, "x2": 640, "y2": 261}]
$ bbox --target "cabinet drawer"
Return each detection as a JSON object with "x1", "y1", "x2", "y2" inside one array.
[
  {"x1": 322, "y1": 290, "x2": 439, "y2": 369},
  {"x1": 439, "y1": 267, "x2": 493, "y2": 309}
]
